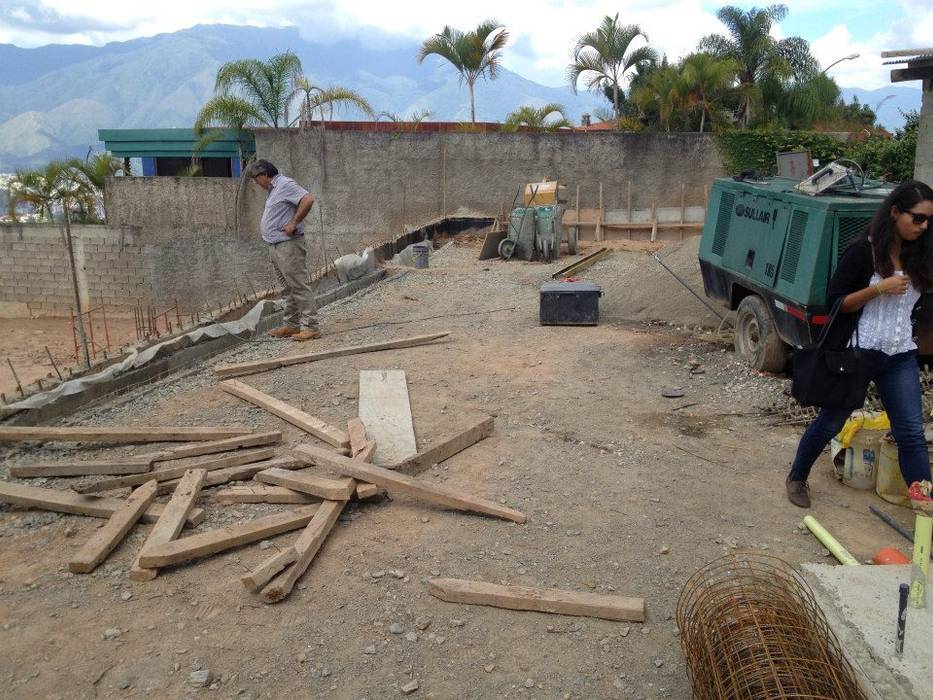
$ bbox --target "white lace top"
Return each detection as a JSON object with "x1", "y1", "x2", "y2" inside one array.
[{"x1": 851, "y1": 271, "x2": 920, "y2": 354}]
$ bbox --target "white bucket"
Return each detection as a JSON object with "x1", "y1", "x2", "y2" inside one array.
[{"x1": 831, "y1": 429, "x2": 884, "y2": 490}]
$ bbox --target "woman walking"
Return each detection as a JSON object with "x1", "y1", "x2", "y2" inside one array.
[{"x1": 786, "y1": 181, "x2": 933, "y2": 508}]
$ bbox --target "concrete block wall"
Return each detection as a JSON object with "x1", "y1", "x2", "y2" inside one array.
[
  {"x1": 0, "y1": 222, "x2": 274, "y2": 317},
  {"x1": 255, "y1": 129, "x2": 727, "y2": 242}
]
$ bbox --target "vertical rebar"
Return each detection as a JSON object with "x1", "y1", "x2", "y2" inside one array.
[
  {"x1": 44, "y1": 346, "x2": 62, "y2": 380},
  {"x1": 6, "y1": 358, "x2": 24, "y2": 397}
]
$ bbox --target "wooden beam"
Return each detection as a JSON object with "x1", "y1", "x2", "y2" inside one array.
[
  {"x1": 392, "y1": 417, "x2": 494, "y2": 474},
  {"x1": 355, "y1": 482, "x2": 384, "y2": 500},
  {"x1": 213, "y1": 332, "x2": 451, "y2": 379},
  {"x1": 347, "y1": 418, "x2": 369, "y2": 457},
  {"x1": 219, "y1": 380, "x2": 349, "y2": 449},
  {"x1": 255, "y1": 468, "x2": 354, "y2": 501},
  {"x1": 240, "y1": 546, "x2": 299, "y2": 592},
  {"x1": 157, "y1": 455, "x2": 309, "y2": 495},
  {"x1": 260, "y1": 496, "x2": 348, "y2": 603},
  {"x1": 130, "y1": 469, "x2": 207, "y2": 581},
  {"x1": 427, "y1": 578, "x2": 644, "y2": 622},
  {"x1": 137, "y1": 506, "x2": 320, "y2": 569},
  {"x1": 74, "y1": 447, "x2": 277, "y2": 494},
  {"x1": 153, "y1": 431, "x2": 282, "y2": 461},
  {"x1": 0, "y1": 426, "x2": 252, "y2": 444},
  {"x1": 68, "y1": 480, "x2": 158, "y2": 573},
  {"x1": 358, "y1": 370, "x2": 416, "y2": 464},
  {"x1": 242, "y1": 442, "x2": 376, "y2": 595},
  {"x1": 9, "y1": 459, "x2": 152, "y2": 478},
  {"x1": 891, "y1": 65, "x2": 933, "y2": 82},
  {"x1": 551, "y1": 248, "x2": 610, "y2": 280},
  {"x1": 214, "y1": 485, "x2": 316, "y2": 504},
  {"x1": 295, "y1": 444, "x2": 526, "y2": 523},
  {"x1": 0, "y1": 480, "x2": 203, "y2": 526}
]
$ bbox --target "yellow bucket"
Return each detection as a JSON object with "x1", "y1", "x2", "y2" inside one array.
[{"x1": 876, "y1": 438, "x2": 911, "y2": 506}]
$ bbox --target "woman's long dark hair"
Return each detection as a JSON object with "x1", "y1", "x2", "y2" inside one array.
[{"x1": 869, "y1": 180, "x2": 933, "y2": 291}]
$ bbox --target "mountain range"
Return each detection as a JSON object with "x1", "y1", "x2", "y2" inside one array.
[{"x1": 0, "y1": 24, "x2": 921, "y2": 171}]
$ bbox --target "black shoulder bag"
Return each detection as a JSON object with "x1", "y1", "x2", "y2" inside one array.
[{"x1": 791, "y1": 298, "x2": 868, "y2": 410}]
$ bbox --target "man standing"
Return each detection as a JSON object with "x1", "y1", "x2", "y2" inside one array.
[{"x1": 247, "y1": 159, "x2": 320, "y2": 341}]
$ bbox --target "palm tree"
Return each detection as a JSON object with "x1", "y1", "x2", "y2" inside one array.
[
  {"x1": 418, "y1": 20, "x2": 509, "y2": 123},
  {"x1": 502, "y1": 104, "x2": 571, "y2": 132},
  {"x1": 681, "y1": 53, "x2": 739, "y2": 132},
  {"x1": 290, "y1": 75, "x2": 374, "y2": 126},
  {"x1": 196, "y1": 52, "x2": 303, "y2": 130},
  {"x1": 68, "y1": 154, "x2": 124, "y2": 222},
  {"x1": 631, "y1": 65, "x2": 689, "y2": 132},
  {"x1": 698, "y1": 4, "x2": 818, "y2": 128},
  {"x1": 568, "y1": 14, "x2": 657, "y2": 119}
]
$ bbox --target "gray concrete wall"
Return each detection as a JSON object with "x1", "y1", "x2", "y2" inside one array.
[
  {"x1": 255, "y1": 129, "x2": 727, "y2": 243},
  {"x1": 0, "y1": 220, "x2": 275, "y2": 317},
  {"x1": 915, "y1": 79, "x2": 933, "y2": 185}
]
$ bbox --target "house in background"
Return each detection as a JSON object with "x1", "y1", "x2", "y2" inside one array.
[{"x1": 97, "y1": 128, "x2": 255, "y2": 177}]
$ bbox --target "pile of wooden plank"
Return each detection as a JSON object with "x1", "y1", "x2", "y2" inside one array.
[
  {"x1": 0, "y1": 335, "x2": 515, "y2": 604},
  {"x1": 0, "y1": 331, "x2": 644, "y2": 619}
]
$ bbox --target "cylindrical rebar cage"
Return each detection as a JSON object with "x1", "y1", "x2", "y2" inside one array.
[{"x1": 676, "y1": 553, "x2": 867, "y2": 700}]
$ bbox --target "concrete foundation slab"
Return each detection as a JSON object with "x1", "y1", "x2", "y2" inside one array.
[{"x1": 803, "y1": 563, "x2": 931, "y2": 700}]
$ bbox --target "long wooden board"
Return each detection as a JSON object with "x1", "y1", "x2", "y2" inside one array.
[
  {"x1": 260, "y1": 496, "x2": 348, "y2": 603},
  {"x1": 74, "y1": 447, "x2": 277, "y2": 494},
  {"x1": 0, "y1": 480, "x2": 203, "y2": 525},
  {"x1": 295, "y1": 444, "x2": 526, "y2": 523},
  {"x1": 153, "y1": 431, "x2": 282, "y2": 461},
  {"x1": 130, "y1": 469, "x2": 207, "y2": 581},
  {"x1": 9, "y1": 459, "x2": 152, "y2": 478},
  {"x1": 256, "y1": 468, "x2": 354, "y2": 501},
  {"x1": 0, "y1": 426, "x2": 252, "y2": 444},
  {"x1": 214, "y1": 485, "x2": 315, "y2": 504},
  {"x1": 392, "y1": 417, "x2": 494, "y2": 474},
  {"x1": 69, "y1": 480, "x2": 158, "y2": 573},
  {"x1": 156, "y1": 455, "x2": 309, "y2": 495},
  {"x1": 427, "y1": 578, "x2": 645, "y2": 622},
  {"x1": 220, "y1": 380, "x2": 349, "y2": 449},
  {"x1": 213, "y1": 332, "x2": 451, "y2": 378},
  {"x1": 137, "y1": 506, "x2": 320, "y2": 568},
  {"x1": 358, "y1": 370, "x2": 416, "y2": 465}
]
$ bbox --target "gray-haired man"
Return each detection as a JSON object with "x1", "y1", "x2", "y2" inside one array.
[{"x1": 248, "y1": 159, "x2": 320, "y2": 341}]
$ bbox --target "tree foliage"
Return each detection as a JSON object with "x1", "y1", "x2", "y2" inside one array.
[
  {"x1": 418, "y1": 20, "x2": 509, "y2": 123},
  {"x1": 698, "y1": 4, "x2": 827, "y2": 128},
  {"x1": 568, "y1": 14, "x2": 657, "y2": 119},
  {"x1": 502, "y1": 103, "x2": 570, "y2": 132},
  {"x1": 10, "y1": 155, "x2": 122, "y2": 224}
]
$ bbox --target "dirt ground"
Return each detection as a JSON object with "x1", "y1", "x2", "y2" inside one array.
[
  {"x1": 0, "y1": 240, "x2": 919, "y2": 699},
  {"x1": 0, "y1": 316, "x2": 139, "y2": 399}
]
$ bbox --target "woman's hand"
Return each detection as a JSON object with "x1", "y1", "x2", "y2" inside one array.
[{"x1": 875, "y1": 275, "x2": 910, "y2": 296}]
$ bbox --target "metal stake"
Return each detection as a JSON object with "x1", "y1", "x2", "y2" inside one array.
[
  {"x1": 6, "y1": 358, "x2": 24, "y2": 397},
  {"x1": 44, "y1": 346, "x2": 63, "y2": 380}
]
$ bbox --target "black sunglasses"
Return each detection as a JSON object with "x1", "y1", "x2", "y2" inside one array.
[{"x1": 907, "y1": 210, "x2": 933, "y2": 225}]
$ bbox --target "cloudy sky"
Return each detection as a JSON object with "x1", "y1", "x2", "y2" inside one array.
[{"x1": 0, "y1": 0, "x2": 929, "y2": 90}]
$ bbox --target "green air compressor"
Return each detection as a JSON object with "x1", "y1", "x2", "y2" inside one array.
[{"x1": 698, "y1": 169, "x2": 921, "y2": 373}]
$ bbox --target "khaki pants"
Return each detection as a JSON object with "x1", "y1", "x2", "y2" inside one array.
[{"x1": 269, "y1": 237, "x2": 318, "y2": 330}]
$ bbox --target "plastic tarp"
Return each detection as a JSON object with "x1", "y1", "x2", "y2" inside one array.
[{"x1": 3, "y1": 299, "x2": 282, "y2": 412}]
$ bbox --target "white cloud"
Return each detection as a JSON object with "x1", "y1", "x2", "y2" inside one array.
[{"x1": 2, "y1": 0, "x2": 930, "y2": 91}]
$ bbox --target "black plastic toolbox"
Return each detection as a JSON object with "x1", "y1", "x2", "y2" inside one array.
[{"x1": 539, "y1": 281, "x2": 602, "y2": 325}]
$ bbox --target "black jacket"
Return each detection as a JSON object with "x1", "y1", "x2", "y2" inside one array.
[{"x1": 822, "y1": 238, "x2": 874, "y2": 350}]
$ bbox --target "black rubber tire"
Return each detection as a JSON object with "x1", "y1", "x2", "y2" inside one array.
[
  {"x1": 567, "y1": 226, "x2": 577, "y2": 255},
  {"x1": 498, "y1": 238, "x2": 516, "y2": 260},
  {"x1": 734, "y1": 295, "x2": 789, "y2": 373}
]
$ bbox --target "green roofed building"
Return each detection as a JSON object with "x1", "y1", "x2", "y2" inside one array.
[{"x1": 97, "y1": 128, "x2": 255, "y2": 177}]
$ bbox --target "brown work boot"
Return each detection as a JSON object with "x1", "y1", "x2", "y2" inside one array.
[
  {"x1": 269, "y1": 326, "x2": 299, "y2": 338},
  {"x1": 785, "y1": 476, "x2": 811, "y2": 508},
  {"x1": 292, "y1": 328, "x2": 321, "y2": 342}
]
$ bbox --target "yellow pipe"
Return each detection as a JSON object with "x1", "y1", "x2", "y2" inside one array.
[
  {"x1": 909, "y1": 514, "x2": 931, "y2": 608},
  {"x1": 803, "y1": 515, "x2": 860, "y2": 566}
]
